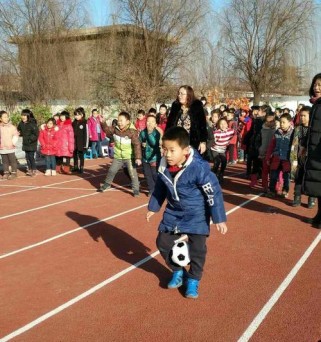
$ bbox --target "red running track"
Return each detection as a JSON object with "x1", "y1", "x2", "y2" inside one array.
[{"x1": 0, "y1": 159, "x2": 320, "y2": 341}]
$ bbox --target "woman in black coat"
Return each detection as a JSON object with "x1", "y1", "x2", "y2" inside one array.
[
  {"x1": 303, "y1": 73, "x2": 321, "y2": 228},
  {"x1": 165, "y1": 85, "x2": 208, "y2": 154}
]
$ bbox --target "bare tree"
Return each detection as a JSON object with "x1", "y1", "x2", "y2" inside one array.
[
  {"x1": 93, "y1": 0, "x2": 209, "y2": 111},
  {"x1": 0, "y1": 0, "x2": 88, "y2": 104},
  {"x1": 219, "y1": 0, "x2": 314, "y2": 104}
]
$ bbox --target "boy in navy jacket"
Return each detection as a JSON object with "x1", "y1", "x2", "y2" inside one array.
[{"x1": 146, "y1": 127, "x2": 227, "y2": 299}]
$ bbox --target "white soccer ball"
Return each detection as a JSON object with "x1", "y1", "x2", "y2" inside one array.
[{"x1": 171, "y1": 241, "x2": 190, "y2": 267}]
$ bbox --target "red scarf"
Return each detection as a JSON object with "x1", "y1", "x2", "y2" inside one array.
[{"x1": 310, "y1": 96, "x2": 321, "y2": 104}]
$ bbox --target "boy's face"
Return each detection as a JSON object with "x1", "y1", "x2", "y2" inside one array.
[
  {"x1": 146, "y1": 117, "x2": 157, "y2": 131},
  {"x1": 219, "y1": 120, "x2": 228, "y2": 130},
  {"x1": 137, "y1": 113, "x2": 145, "y2": 120},
  {"x1": 300, "y1": 110, "x2": 309, "y2": 126},
  {"x1": 92, "y1": 110, "x2": 99, "y2": 117},
  {"x1": 162, "y1": 140, "x2": 189, "y2": 167},
  {"x1": 280, "y1": 117, "x2": 291, "y2": 131},
  {"x1": 118, "y1": 115, "x2": 130, "y2": 130}
]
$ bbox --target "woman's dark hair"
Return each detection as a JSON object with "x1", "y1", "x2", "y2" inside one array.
[
  {"x1": 162, "y1": 126, "x2": 190, "y2": 148},
  {"x1": 309, "y1": 73, "x2": 321, "y2": 97},
  {"x1": 177, "y1": 85, "x2": 195, "y2": 107}
]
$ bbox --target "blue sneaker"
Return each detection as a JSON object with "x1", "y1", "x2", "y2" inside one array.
[
  {"x1": 185, "y1": 278, "x2": 199, "y2": 299},
  {"x1": 167, "y1": 270, "x2": 183, "y2": 289}
]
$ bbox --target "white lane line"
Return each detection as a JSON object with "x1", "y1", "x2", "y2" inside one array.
[
  {"x1": 0, "y1": 194, "x2": 260, "y2": 341},
  {"x1": 0, "y1": 187, "x2": 40, "y2": 197},
  {"x1": 0, "y1": 192, "x2": 99, "y2": 221},
  {"x1": 0, "y1": 179, "x2": 134, "y2": 221},
  {"x1": 238, "y1": 231, "x2": 321, "y2": 342},
  {"x1": 0, "y1": 250, "x2": 160, "y2": 342},
  {"x1": 0, "y1": 203, "x2": 148, "y2": 259}
]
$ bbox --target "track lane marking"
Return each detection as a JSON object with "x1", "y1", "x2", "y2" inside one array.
[
  {"x1": 238, "y1": 231, "x2": 321, "y2": 342},
  {"x1": 0, "y1": 195, "x2": 260, "y2": 341},
  {"x1": 0, "y1": 203, "x2": 148, "y2": 259}
]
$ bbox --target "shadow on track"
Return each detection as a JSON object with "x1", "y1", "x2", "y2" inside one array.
[{"x1": 66, "y1": 211, "x2": 170, "y2": 288}]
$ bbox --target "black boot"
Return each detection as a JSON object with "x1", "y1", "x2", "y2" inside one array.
[
  {"x1": 292, "y1": 195, "x2": 301, "y2": 207},
  {"x1": 308, "y1": 197, "x2": 316, "y2": 209},
  {"x1": 78, "y1": 167, "x2": 84, "y2": 174}
]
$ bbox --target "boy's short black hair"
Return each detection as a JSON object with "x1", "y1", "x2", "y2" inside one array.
[
  {"x1": 251, "y1": 105, "x2": 260, "y2": 111},
  {"x1": 159, "y1": 104, "x2": 167, "y2": 109},
  {"x1": 146, "y1": 114, "x2": 157, "y2": 121},
  {"x1": 300, "y1": 106, "x2": 312, "y2": 114},
  {"x1": 162, "y1": 127, "x2": 189, "y2": 148},
  {"x1": 148, "y1": 107, "x2": 157, "y2": 114},
  {"x1": 137, "y1": 109, "x2": 145, "y2": 115},
  {"x1": 280, "y1": 113, "x2": 292, "y2": 121},
  {"x1": 118, "y1": 111, "x2": 131, "y2": 121},
  {"x1": 211, "y1": 108, "x2": 220, "y2": 115}
]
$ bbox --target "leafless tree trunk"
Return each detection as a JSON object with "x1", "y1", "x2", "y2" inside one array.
[
  {"x1": 219, "y1": 0, "x2": 314, "y2": 104},
  {"x1": 93, "y1": 0, "x2": 209, "y2": 112},
  {"x1": 0, "y1": 0, "x2": 87, "y2": 105}
]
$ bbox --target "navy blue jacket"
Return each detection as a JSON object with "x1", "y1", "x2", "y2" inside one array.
[{"x1": 148, "y1": 148, "x2": 227, "y2": 235}]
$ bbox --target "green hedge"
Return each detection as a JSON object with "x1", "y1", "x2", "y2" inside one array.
[{"x1": 10, "y1": 105, "x2": 54, "y2": 127}]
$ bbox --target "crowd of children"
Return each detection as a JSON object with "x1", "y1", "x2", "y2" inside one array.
[{"x1": 0, "y1": 100, "x2": 314, "y2": 206}]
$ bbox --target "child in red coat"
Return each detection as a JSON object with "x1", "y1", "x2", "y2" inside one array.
[{"x1": 39, "y1": 118, "x2": 59, "y2": 176}]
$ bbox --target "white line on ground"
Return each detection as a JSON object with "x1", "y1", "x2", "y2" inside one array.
[
  {"x1": 0, "y1": 192, "x2": 98, "y2": 221},
  {"x1": 237, "y1": 231, "x2": 321, "y2": 342},
  {"x1": 0, "y1": 194, "x2": 260, "y2": 341},
  {"x1": 0, "y1": 203, "x2": 148, "y2": 259}
]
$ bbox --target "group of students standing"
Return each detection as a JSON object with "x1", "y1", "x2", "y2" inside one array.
[{"x1": 0, "y1": 107, "x2": 107, "y2": 179}]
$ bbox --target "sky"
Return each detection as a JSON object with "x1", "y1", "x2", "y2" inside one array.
[
  {"x1": 88, "y1": 0, "x2": 224, "y2": 27},
  {"x1": 88, "y1": 0, "x2": 112, "y2": 27}
]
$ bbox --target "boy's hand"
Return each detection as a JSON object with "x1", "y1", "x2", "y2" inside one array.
[
  {"x1": 198, "y1": 142, "x2": 206, "y2": 154},
  {"x1": 135, "y1": 159, "x2": 142, "y2": 166},
  {"x1": 146, "y1": 211, "x2": 155, "y2": 222},
  {"x1": 215, "y1": 222, "x2": 228, "y2": 234}
]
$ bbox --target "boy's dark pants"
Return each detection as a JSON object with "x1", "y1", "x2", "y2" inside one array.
[
  {"x1": 156, "y1": 231, "x2": 207, "y2": 281},
  {"x1": 142, "y1": 161, "x2": 157, "y2": 194},
  {"x1": 211, "y1": 151, "x2": 227, "y2": 174}
]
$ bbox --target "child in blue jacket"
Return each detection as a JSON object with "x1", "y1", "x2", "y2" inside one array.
[{"x1": 146, "y1": 126, "x2": 227, "y2": 299}]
